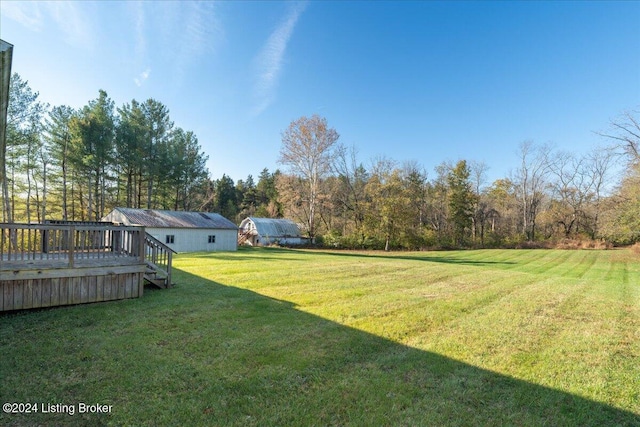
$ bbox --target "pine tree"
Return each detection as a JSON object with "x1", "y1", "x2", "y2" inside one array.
[{"x1": 448, "y1": 160, "x2": 476, "y2": 246}]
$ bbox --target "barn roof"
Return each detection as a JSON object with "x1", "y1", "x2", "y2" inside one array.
[
  {"x1": 106, "y1": 208, "x2": 237, "y2": 229},
  {"x1": 244, "y1": 217, "x2": 302, "y2": 238}
]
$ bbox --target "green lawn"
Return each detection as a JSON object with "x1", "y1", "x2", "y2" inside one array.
[{"x1": 1, "y1": 248, "x2": 639, "y2": 426}]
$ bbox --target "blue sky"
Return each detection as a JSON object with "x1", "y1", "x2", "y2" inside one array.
[{"x1": 1, "y1": 1, "x2": 639, "y2": 184}]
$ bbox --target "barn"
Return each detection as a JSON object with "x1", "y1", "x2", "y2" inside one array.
[
  {"x1": 102, "y1": 208, "x2": 238, "y2": 252},
  {"x1": 238, "y1": 217, "x2": 307, "y2": 246}
]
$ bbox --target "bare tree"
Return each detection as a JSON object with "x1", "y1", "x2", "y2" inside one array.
[
  {"x1": 599, "y1": 109, "x2": 640, "y2": 164},
  {"x1": 469, "y1": 160, "x2": 489, "y2": 242},
  {"x1": 332, "y1": 144, "x2": 368, "y2": 241},
  {"x1": 548, "y1": 151, "x2": 593, "y2": 237},
  {"x1": 586, "y1": 147, "x2": 617, "y2": 239},
  {"x1": 513, "y1": 141, "x2": 551, "y2": 241},
  {"x1": 278, "y1": 115, "x2": 340, "y2": 240}
]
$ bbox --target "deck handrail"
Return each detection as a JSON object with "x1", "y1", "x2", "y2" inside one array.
[
  {"x1": 1, "y1": 223, "x2": 145, "y2": 268},
  {"x1": 143, "y1": 233, "x2": 175, "y2": 286}
]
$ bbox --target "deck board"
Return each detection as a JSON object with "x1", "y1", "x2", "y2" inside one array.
[
  {"x1": 1, "y1": 223, "x2": 171, "y2": 312},
  {"x1": 1, "y1": 252, "x2": 141, "y2": 271},
  {"x1": 1, "y1": 253, "x2": 146, "y2": 312}
]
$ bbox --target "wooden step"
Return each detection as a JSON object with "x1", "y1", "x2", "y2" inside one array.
[{"x1": 144, "y1": 274, "x2": 167, "y2": 289}]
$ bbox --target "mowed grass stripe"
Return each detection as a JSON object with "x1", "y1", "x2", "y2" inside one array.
[
  {"x1": 603, "y1": 272, "x2": 640, "y2": 409},
  {"x1": 531, "y1": 275, "x2": 640, "y2": 407},
  {"x1": 402, "y1": 269, "x2": 544, "y2": 349},
  {"x1": 2, "y1": 248, "x2": 638, "y2": 426},
  {"x1": 418, "y1": 276, "x2": 584, "y2": 364},
  {"x1": 480, "y1": 248, "x2": 546, "y2": 266},
  {"x1": 530, "y1": 249, "x2": 578, "y2": 275},
  {"x1": 200, "y1": 249, "x2": 638, "y2": 409},
  {"x1": 341, "y1": 270, "x2": 531, "y2": 340},
  {"x1": 499, "y1": 248, "x2": 552, "y2": 269},
  {"x1": 558, "y1": 250, "x2": 599, "y2": 278},
  {"x1": 579, "y1": 251, "x2": 618, "y2": 283}
]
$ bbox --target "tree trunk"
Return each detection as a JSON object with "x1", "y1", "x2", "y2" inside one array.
[
  {"x1": 41, "y1": 160, "x2": 47, "y2": 222},
  {"x1": 2, "y1": 172, "x2": 11, "y2": 223}
]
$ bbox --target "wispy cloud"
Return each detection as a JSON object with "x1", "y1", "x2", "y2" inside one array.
[
  {"x1": 182, "y1": 2, "x2": 219, "y2": 56},
  {"x1": 2, "y1": 1, "x2": 93, "y2": 50},
  {"x1": 173, "y1": 2, "x2": 223, "y2": 82},
  {"x1": 252, "y1": 2, "x2": 307, "y2": 116},
  {"x1": 129, "y1": 2, "x2": 149, "y2": 87},
  {"x1": 134, "y1": 68, "x2": 151, "y2": 87},
  {"x1": 133, "y1": 1, "x2": 146, "y2": 58},
  {"x1": 126, "y1": 1, "x2": 221, "y2": 87},
  {"x1": 46, "y1": 2, "x2": 94, "y2": 50},
  {"x1": 1, "y1": 2, "x2": 44, "y2": 32}
]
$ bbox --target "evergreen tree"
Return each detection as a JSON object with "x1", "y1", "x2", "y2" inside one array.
[
  {"x1": 45, "y1": 105, "x2": 76, "y2": 220},
  {"x1": 141, "y1": 99, "x2": 173, "y2": 209},
  {"x1": 71, "y1": 90, "x2": 115, "y2": 220},
  {"x1": 213, "y1": 174, "x2": 238, "y2": 220},
  {"x1": 3, "y1": 73, "x2": 47, "y2": 222},
  {"x1": 448, "y1": 160, "x2": 476, "y2": 246}
]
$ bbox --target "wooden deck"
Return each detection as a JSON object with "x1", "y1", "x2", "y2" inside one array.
[{"x1": 0, "y1": 223, "x2": 159, "y2": 312}]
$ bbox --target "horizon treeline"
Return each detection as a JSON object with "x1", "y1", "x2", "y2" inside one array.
[{"x1": 2, "y1": 74, "x2": 639, "y2": 248}]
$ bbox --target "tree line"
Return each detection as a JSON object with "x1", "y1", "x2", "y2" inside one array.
[
  {"x1": 2, "y1": 73, "x2": 213, "y2": 223},
  {"x1": 1, "y1": 74, "x2": 638, "y2": 248},
  {"x1": 274, "y1": 114, "x2": 640, "y2": 249}
]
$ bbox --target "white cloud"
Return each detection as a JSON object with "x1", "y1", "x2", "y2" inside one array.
[
  {"x1": 1, "y1": 2, "x2": 44, "y2": 31},
  {"x1": 252, "y1": 2, "x2": 307, "y2": 116},
  {"x1": 2, "y1": 1, "x2": 93, "y2": 50},
  {"x1": 45, "y1": 2, "x2": 94, "y2": 50},
  {"x1": 133, "y1": 1, "x2": 146, "y2": 58},
  {"x1": 140, "y1": 1, "x2": 222, "y2": 83},
  {"x1": 174, "y1": 2, "x2": 223, "y2": 80},
  {"x1": 134, "y1": 68, "x2": 151, "y2": 87}
]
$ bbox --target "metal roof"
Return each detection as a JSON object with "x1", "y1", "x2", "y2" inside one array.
[
  {"x1": 107, "y1": 208, "x2": 237, "y2": 229},
  {"x1": 243, "y1": 217, "x2": 302, "y2": 238}
]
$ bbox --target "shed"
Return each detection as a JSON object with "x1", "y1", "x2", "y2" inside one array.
[
  {"x1": 102, "y1": 208, "x2": 238, "y2": 252},
  {"x1": 238, "y1": 217, "x2": 307, "y2": 246}
]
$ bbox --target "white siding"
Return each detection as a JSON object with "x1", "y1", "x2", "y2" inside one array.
[{"x1": 147, "y1": 228, "x2": 237, "y2": 252}]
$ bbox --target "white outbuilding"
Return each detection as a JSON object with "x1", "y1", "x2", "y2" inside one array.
[
  {"x1": 102, "y1": 208, "x2": 238, "y2": 252},
  {"x1": 238, "y1": 217, "x2": 307, "y2": 246}
]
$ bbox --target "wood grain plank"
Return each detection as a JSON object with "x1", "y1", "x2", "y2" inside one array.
[{"x1": 50, "y1": 277, "x2": 60, "y2": 306}]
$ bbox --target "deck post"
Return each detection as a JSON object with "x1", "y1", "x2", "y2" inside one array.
[
  {"x1": 68, "y1": 226, "x2": 75, "y2": 268},
  {"x1": 167, "y1": 251, "x2": 172, "y2": 287},
  {"x1": 138, "y1": 227, "x2": 145, "y2": 262},
  {"x1": 112, "y1": 228, "x2": 122, "y2": 255},
  {"x1": 42, "y1": 229, "x2": 49, "y2": 253}
]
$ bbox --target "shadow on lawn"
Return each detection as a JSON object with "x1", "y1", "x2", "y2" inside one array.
[
  {"x1": 186, "y1": 247, "x2": 515, "y2": 267},
  {"x1": 305, "y1": 248, "x2": 517, "y2": 267},
  {"x1": 184, "y1": 247, "x2": 305, "y2": 263},
  {"x1": 1, "y1": 268, "x2": 637, "y2": 426}
]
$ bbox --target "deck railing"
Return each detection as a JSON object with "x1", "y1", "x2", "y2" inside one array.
[
  {"x1": 144, "y1": 233, "x2": 175, "y2": 286},
  {"x1": 0, "y1": 223, "x2": 145, "y2": 268}
]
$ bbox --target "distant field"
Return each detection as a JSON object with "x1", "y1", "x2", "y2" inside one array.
[{"x1": 1, "y1": 248, "x2": 638, "y2": 426}]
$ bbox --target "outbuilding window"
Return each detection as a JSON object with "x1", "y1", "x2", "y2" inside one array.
[
  {"x1": 208, "y1": 235, "x2": 216, "y2": 243},
  {"x1": 166, "y1": 235, "x2": 175, "y2": 244}
]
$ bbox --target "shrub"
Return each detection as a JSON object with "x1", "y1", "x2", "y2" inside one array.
[{"x1": 555, "y1": 239, "x2": 612, "y2": 250}]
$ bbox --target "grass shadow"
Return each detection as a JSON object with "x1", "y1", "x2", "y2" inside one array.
[
  {"x1": 305, "y1": 248, "x2": 518, "y2": 266},
  {"x1": 0, "y1": 267, "x2": 637, "y2": 426}
]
